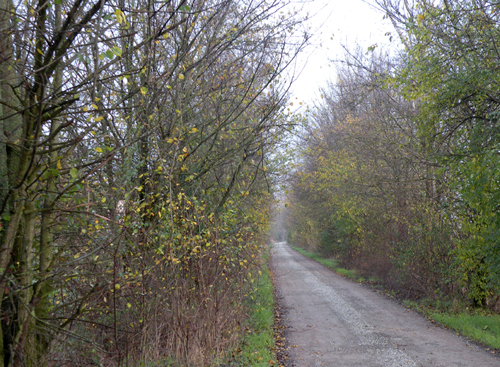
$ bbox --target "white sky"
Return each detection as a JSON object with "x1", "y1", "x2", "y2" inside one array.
[{"x1": 289, "y1": 0, "x2": 394, "y2": 106}]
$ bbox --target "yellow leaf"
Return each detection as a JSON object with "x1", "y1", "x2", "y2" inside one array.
[
  {"x1": 178, "y1": 74, "x2": 185, "y2": 80},
  {"x1": 115, "y1": 9, "x2": 123, "y2": 24},
  {"x1": 167, "y1": 138, "x2": 174, "y2": 143},
  {"x1": 94, "y1": 116, "x2": 104, "y2": 122},
  {"x1": 57, "y1": 160, "x2": 62, "y2": 170},
  {"x1": 91, "y1": 103, "x2": 98, "y2": 109},
  {"x1": 115, "y1": 284, "x2": 120, "y2": 290},
  {"x1": 95, "y1": 147, "x2": 103, "y2": 153}
]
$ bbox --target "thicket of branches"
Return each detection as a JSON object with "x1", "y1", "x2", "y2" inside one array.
[
  {"x1": 0, "y1": 0, "x2": 306, "y2": 365},
  {"x1": 286, "y1": 0, "x2": 500, "y2": 311}
]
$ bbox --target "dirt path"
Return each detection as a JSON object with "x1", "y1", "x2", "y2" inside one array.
[{"x1": 270, "y1": 242, "x2": 500, "y2": 367}]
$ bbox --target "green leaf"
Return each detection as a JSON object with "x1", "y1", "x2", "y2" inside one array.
[
  {"x1": 70, "y1": 167, "x2": 78, "y2": 179},
  {"x1": 111, "y1": 46, "x2": 122, "y2": 57},
  {"x1": 41, "y1": 168, "x2": 60, "y2": 180},
  {"x1": 105, "y1": 50, "x2": 114, "y2": 59},
  {"x1": 179, "y1": 5, "x2": 191, "y2": 12},
  {"x1": 54, "y1": 0, "x2": 62, "y2": 4}
]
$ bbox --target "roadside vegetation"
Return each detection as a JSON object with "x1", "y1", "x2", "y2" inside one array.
[
  {"x1": 432, "y1": 313, "x2": 500, "y2": 350},
  {"x1": 0, "y1": 0, "x2": 306, "y2": 364},
  {"x1": 283, "y1": 0, "x2": 500, "y2": 351},
  {"x1": 404, "y1": 299, "x2": 500, "y2": 350},
  {"x1": 292, "y1": 246, "x2": 353, "y2": 279},
  {"x1": 232, "y1": 252, "x2": 278, "y2": 366}
]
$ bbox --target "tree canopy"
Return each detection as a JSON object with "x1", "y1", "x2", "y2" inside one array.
[
  {"x1": 0, "y1": 0, "x2": 307, "y2": 364},
  {"x1": 285, "y1": 0, "x2": 500, "y2": 311}
]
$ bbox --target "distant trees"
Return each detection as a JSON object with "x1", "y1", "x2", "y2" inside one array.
[
  {"x1": 0, "y1": 0, "x2": 306, "y2": 364},
  {"x1": 286, "y1": 0, "x2": 500, "y2": 310},
  {"x1": 287, "y1": 53, "x2": 449, "y2": 294}
]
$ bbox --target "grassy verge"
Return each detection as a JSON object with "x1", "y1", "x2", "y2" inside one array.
[
  {"x1": 433, "y1": 313, "x2": 500, "y2": 349},
  {"x1": 230, "y1": 254, "x2": 277, "y2": 366},
  {"x1": 291, "y1": 245, "x2": 500, "y2": 351},
  {"x1": 403, "y1": 299, "x2": 500, "y2": 350},
  {"x1": 291, "y1": 246, "x2": 358, "y2": 280}
]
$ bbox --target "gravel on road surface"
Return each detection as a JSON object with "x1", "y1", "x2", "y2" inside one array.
[{"x1": 270, "y1": 242, "x2": 500, "y2": 367}]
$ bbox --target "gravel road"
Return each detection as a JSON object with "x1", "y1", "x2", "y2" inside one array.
[{"x1": 270, "y1": 242, "x2": 500, "y2": 367}]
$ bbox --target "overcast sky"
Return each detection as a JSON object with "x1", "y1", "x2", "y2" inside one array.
[{"x1": 289, "y1": 0, "x2": 394, "y2": 107}]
